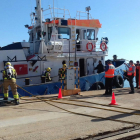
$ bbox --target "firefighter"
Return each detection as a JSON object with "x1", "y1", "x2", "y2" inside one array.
[
  {"x1": 104, "y1": 60, "x2": 115, "y2": 95},
  {"x1": 3, "y1": 62, "x2": 19, "y2": 105},
  {"x1": 59, "y1": 64, "x2": 67, "y2": 80},
  {"x1": 45, "y1": 67, "x2": 52, "y2": 82},
  {"x1": 135, "y1": 61, "x2": 140, "y2": 88}
]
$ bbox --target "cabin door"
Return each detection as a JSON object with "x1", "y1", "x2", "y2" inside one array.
[
  {"x1": 86, "y1": 58, "x2": 94, "y2": 75},
  {"x1": 79, "y1": 58, "x2": 85, "y2": 77}
]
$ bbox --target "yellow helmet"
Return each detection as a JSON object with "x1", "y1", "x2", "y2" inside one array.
[
  {"x1": 6, "y1": 62, "x2": 11, "y2": 66},
  {"x1": 63, "y1": 64, "x2": 67, "y2": 68},
  {"x1": 46, "y1": 67, "x2": 51, "y2": 72}
]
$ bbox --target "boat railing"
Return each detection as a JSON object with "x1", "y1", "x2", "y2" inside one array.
[
  {"x1": 43, "y1": 6, "x2": 72, "y2": 21},
  {"x1": 50, "y1": 34, "x2": 108, "y2": 53},
  {"x1": 76, "y1": 11, "x2": 92, "y2": 20},
  {"x1": 75, "y1": 40, "x2": 108, "y2": 52}
]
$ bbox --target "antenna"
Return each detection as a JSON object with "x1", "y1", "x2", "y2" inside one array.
[
  {"x1": 53, "y1": 0, "x2": 55, "y2": 25},
  {"x1": 85, "y1": 6, "x2": 91, "y2": 20}
]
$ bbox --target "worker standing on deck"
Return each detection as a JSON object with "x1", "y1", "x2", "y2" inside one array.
[
  {"x1": 94, "y1": 60, "x2": 104, "y2": 73},
  {"x1": 45, "y1": 67, "x2": 52, "y2": 82},
  {"x1": 135, "y1": 61, "x2": 140, "y2": 88},
  {"x1": 124, "y1": 60, "x2": 136, "y2": 94},
  {"x1": 58, "y1": 64, "x2": 67, "y2": 80},
  {"x1": 3, "y1": 62, "x2": 19, "y2": 105},
  {"x1": 103, "y1": 60, "x2": 115, "y2": 95}
]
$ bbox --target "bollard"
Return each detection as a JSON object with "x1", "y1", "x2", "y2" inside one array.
[
  {"x1": 41, "y1": 76, "x2": 46, "y2": 83},
  {"x1": 25, "y1": 78, "x2": 30, "y2": 85}
]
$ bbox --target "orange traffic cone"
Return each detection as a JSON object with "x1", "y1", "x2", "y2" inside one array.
[
  {"x1": 109, "y1": 92, "x2": 118, "y2": 105},
  {"x1": 58, "y1": 88, "x2": 63, "y2": 99}
]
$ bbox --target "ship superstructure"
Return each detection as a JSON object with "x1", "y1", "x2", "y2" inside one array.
[{"x1": 0, "y1": 0, "x2": 108, "y2": 87}]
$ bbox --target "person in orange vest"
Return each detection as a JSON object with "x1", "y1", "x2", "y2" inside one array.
[
  {"x1": 104, "y1": 60, "x2": 115, "y2": 95},
  {"x1": 135, "y1": 61, "x2": 140, "y2": 88},
  {"x1": 125, "y1": 60, "x2": 136, "y2": 94}
]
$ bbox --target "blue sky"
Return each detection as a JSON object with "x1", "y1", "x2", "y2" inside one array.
[{"x1": 0, "y1": 0, "x2": 140, "y2": 62}]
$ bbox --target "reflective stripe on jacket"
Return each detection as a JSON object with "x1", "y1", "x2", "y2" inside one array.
[
  {"x1": 105, "y1": 64, "x2": 115, "y2": 78},
  {"x1": 127, "y1": 64, "x2": 136, "y2": 76}
]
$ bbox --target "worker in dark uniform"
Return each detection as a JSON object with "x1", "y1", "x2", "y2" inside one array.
[
  {"x1": 124, "y1": 60, "x2": 136, "y2": 94},
  {"x1": 94, "y1": 60, "x2": 104, "y2": 73},
  {"x1": 45, "y1": 67, "x2": 52, "y2": 82},
  {"x1": 58, "y1": 64, "x2": 67, "y2": 80},
  {"x1": 3, "y1": 62, "x2": 19, "y2": 105},
  {"x1": 135, "y1": 61, "x2": 140, "y2": 88},
  {"x1": 103, "y1": 60, "x2": 115, "y2": 95}
]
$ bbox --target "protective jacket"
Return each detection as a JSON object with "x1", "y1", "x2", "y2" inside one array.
[
  {"x1": 44, "y1": 71, "x2": 51, "y2": 80},
  {"x1": 127, "y1": 64, "x2": 136, "y2": 76},
  {"x1": 59, "y1": 68, "x2": 66, "y2": 79},
  {"x1": 105, "y1": 64, "x2": 115, "y2": 78}
]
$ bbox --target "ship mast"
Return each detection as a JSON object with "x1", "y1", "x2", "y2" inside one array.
[{"x1": 36, "y1": 0, "x2": 43, "y2": 54}]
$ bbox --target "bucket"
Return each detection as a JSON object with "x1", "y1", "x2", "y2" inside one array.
[
  {"x1": 25, "y1": 78, "x2": 30, "y2": 85},
  {"x1": 41, "y1": 76, "x2": 46, "y2": 83}
]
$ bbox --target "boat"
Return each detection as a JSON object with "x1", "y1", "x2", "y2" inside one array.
[{"x1": 0, "y1": 0, "x2": 126, "y2": 97}]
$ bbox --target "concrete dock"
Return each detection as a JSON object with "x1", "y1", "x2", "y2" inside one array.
[{"x1": 0, "y1": 88, "x2": 140, "y2": 140}]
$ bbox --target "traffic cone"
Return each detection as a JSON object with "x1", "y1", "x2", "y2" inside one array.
[
  {"x1": 58, "y1": 88, "x2": 63, "y2": 99},
  {"x1": 109, "y1": 92, "x2": 118, "y2": 105}
]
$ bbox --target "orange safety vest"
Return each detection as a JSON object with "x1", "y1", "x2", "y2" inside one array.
[
  {"x1": 127, "y1": 64, "x2": 136, "y2": 76},
  {"x1": 105, "y1": 64, "x2": 115, "y2": 78}
]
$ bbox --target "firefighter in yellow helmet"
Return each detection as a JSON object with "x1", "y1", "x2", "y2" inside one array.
[
  {"x1": 44, "y1": 67, "x2": 52, "y2": 82},
  {"x1": 3, "y1": 62, "x2": 19, "y2": 105},
  {"x1": 58, "y1": 64, "x2": 67, "y2": 80}
]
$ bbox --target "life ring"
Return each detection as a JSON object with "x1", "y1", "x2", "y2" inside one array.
[
  {"x1": 113, "y1": 75, "x2": 124, "y2": 88},
  {"x1": 86, "y1": 42, "x2": 94, "y2": 52},
  {"x1": 89, "y1": 82, "x2": 105, "y2": 90},
  {"x1": 100, "y1": 42, "x2": 107, "y2": 51}
]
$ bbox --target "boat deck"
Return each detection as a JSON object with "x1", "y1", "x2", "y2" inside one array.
[{"x1": 0, "y1": 88, "x2": 140, "y2": 140}]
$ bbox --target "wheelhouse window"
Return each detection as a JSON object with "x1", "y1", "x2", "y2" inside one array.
[
  {"x1": 87, "y1": 29, "x2": 95, "y2": 40},
  {"x1": 58, "y1": 27, "x2": 71, "y2": 39},
  {"x1": 36, "y1": 31, "x2": 41, "y2": 40}
]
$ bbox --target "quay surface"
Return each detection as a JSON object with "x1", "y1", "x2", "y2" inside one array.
[{"x1": 0, "y1": 88, "x2": 140, "y2": 140}]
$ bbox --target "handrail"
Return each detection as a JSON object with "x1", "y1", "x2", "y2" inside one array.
[
  {"x1": 43, "y1": 6, "x2": 72, "y2": 20},
  {"x1": 76, "y1": 11, "x2": 92, "y2": 20}
]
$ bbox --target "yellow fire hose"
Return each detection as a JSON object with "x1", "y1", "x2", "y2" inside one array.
[{"x1": 17, "y1": 85, "x2": 140, "y2": 125}]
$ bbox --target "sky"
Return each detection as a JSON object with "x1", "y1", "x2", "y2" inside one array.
[{"x1": 0, "y1": 0, "x2": 140, "y2": 62}]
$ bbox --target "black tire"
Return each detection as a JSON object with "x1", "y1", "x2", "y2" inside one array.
[
  {"x1": 113, "y1": 75, "x2": 124, "y2": 88},
  {"x1": 90, "y1": 82, "x2": 105, "y2": 90}
]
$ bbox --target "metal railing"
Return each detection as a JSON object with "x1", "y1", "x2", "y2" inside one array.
[
  {"x1": 43, "y1": 6, "x2": 72, "y2": 21},
  {"x1": 76, "y1": 11, "x2": 92, "y2": 20},
  {"x1": 48, "y1": 36, "x2": 108, "y2": 53}
]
